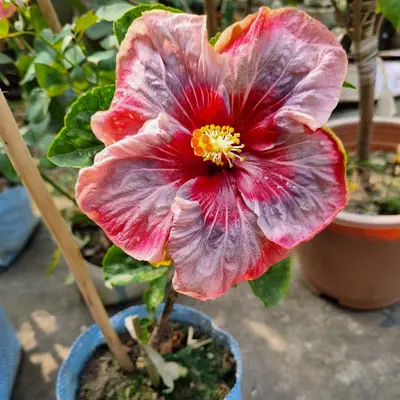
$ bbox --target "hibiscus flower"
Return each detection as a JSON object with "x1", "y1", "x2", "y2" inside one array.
[
  {"x1": 0, "y1": 0, "x2": 16, "y2": 19},
  {"x1": 76, "y1": 7, "x2": 348, "y2": 300}
]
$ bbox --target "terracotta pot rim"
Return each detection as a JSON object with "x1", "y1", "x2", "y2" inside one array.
[
  {"x1": 334, "y1": 210, "x2": 400, "y2": 229},
  {"x1": 328, "y1": 116, "x2": 400, "y2": 229},
  {"x1": 328, "y1": 115, "x2": 400, "y2": 129}
]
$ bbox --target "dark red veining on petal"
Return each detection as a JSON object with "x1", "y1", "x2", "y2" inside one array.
[{"x1": 172, "y1": 86, "x2": 230, "y2": 133}]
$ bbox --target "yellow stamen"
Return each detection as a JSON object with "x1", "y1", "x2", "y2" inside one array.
[{"x1": 191, "y1": 124, "x2": 245, "y2": 167}]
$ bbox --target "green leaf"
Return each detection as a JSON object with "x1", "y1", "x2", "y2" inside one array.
[
  {"x1": 221, "y1": 0, "x2": 235, "y2": 29},
  {"x1": 27, "y1": 115, "x2": 51, "y2": 136},
  {"x1": 82, "y1": 64, "x2": 97, "y2": 84},
  {"x1": 64, "y1": 45, "x2": 86, "y2": 67},
  {"x1": 96, "y1": 1, "x2": 133, "y2": 22},
  {"x1": 209, "y1": 32, "x2": 221, "y2": 46},
  {"x1": 97, "y1": 69, "x2": 115, "y2": 85},
  {"x1": 343, "y1": 80, "x2": 356, "y2": 89},
  {"x1": 26, "y1": 88, "x2": 51, "y2": 124},
  {"x1": 86, "y1": 20, "x2": 113, "y2": 40},
  {"x1": 47, "y1": 85, "x2": 114, "y2": 168},
  {"x1": 87, "y1": 49, "x2": 116, "y2": 63},
  {"x1": 38, "y1": 134, "x2": 57, "y2": 151},
  {"x1": 100, "y1": 35, "x2": 118, "y2": 49},
  {"x1": 144, "y1": 275, "x2": 167, "y2": 318},
  {"x1": 102, "y1": 245, "x2": 168, "y2": 288},
  {"x1": 46, "y1": 248, "x2": 61, "y2": 276},
  {"x1": 29, "y1": 5, "x2": 49, "y2": 33},
  {"x1": 16, "y1": 55, "x2": 34, "y2": 77},
  {"x1": 138, "y1": 317, "x2": 152, "y2": 343},
  {"x1": 0, "y1": 19, "x2": 9, "y2": 38},
  {"x1": 87, "y1": 49, "x2": 116, "y2": 70},
  {"x1": 378, "y1": 196, "x2": 400, "y2": 215},
  {"x1": 378, "y1": 0, "x2": 400, "y2": 31},
  {"x1": 20, "y1": 52, "x2": 53, "y2": 85},
  {"x1": 53, "y1": 24, "x2": 74, "y2": 49},
  {"x1": 249, "y1": 258, "x2": 291, "y2": 307},
  {"x1": 0, "y1": 71, "x2": 9, "y2": 86},
  {"x1": 71, "y1": 65, "x2": 90, "y2": 93},
  {"x1": 359, "y1": 159, "x2": 387, "y2": 173},
  {"x1": 34, "y1": 63, "x2": 69, "y2": 97},
  {"x1": 114, "y1": 4, "x2": 182, "y2": 45},
  {"x1": 0, "y1": 152, "x2": 19, "y2": 184},
  {"x1": 0, "y1": 53, "x2": 12, "y2": 65},
  {"x1": 74, "y1": 10, "x2": 99, "y2": 37},
  {"x1": 39, "y1": 155, "x2": 57, "y2": 170},
  {"x1": 61, "y1": 34, "x2": 73, "y2": 53},
  {"x1": 33, "y1": 29, "x2": 57, "y2": 57}
]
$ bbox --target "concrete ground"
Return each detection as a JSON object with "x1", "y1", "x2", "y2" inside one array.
[
  {"x1": 1, "y1": 224, "x2": 400, "y2": 400},
  {"x1": 2, "y1": 102, "x2": 400, "y2": 400}
]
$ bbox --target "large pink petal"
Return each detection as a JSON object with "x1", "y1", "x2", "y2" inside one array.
[
  {"x1": 169, "y1": 174, "x2": 290, "y2": 301},
  {"x1": 215, "y1": 7, "x2": 347, "y2": 140},
  {"x1": 76, "y1": 115, "x2": 204, "y2": 263},
  {"x1": 235, "y1": 126, "x2": 347, "y2": 249},
  {"x1": 92, "y1": 11, "x2": 229, "y2": 145}
]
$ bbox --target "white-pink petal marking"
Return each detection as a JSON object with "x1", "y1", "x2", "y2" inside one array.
[
  {"x1": 169, "y1": 174, "x2": 290, "y2": 300},
  {"x1": 76, "y1": 115, "x2": 200, "y2": 263}
]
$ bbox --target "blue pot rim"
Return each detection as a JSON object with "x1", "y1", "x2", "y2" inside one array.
[{"x1": 56, "y1": 304, "x2": 242, "y2": 399}]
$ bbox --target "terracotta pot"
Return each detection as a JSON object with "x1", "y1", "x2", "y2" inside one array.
[{"x1": 297, "y1": 117, "x2": 400, "y2": 309}]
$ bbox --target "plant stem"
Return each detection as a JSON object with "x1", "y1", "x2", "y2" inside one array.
[
  {"x1": 330, "y1": 0, "x2": 348, "y2": 28},
  {"x1": 245, "y1": 0, "x2": 252, "y2": 16},
  {"x1": 40, "y1": 170, "x2": 77, "y2": 205},
  {"x1": 19, "y1": 37, "x2": 35, "y2": 53},
  {"x1": 37, "y1": 34, "x2": 77, "y2": 68},
  {"x1": 131, "y1": 316, "x2": 160, "y2": 387},
  {"x1": 352, "y1": 0, "x2": 378, "y2": 187},
  {"x1": 203, "y1": 0, "x2": 218, "y2": 38},
  {"x1": 149, "y1": 285, "x2": 178, "y2": 348},
  {"x1": 5, "y1": 31, "x2": 77, "y2": 68}
]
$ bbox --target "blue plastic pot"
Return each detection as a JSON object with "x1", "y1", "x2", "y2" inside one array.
[
  {"x1": 57, "y1": 304, "x2": 242, "y2": 399},
  {"x1": 0, "y1": 305, "x2": 21, "y2": 399},
  {"x1": 0, "y1": 186, "x2": 39, "y2": 268}
]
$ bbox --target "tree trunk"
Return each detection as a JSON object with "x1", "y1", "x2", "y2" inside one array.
[{"x1": 352, "y1": 0, "x2": 378, "y2": 185}]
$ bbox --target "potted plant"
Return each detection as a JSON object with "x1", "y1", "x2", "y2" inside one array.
[
  {"x1": 0, "y1": 304, "x2": 21, "y2": 399},
  {"x1": 68, "y1": 208, "x2": 148, "y2": 305},
  {"x1": 0, "y1": 1, "x2": 156, "y2": 301},
  {"x1": 49, "y1": 3, "x2": 348, "y2": 398},
  {"x1": 297, "y1": 0, "x2": 400, "y2": 309},
  {"x1": 0, "y1": 149, "x2": 39, "y2": 268}
]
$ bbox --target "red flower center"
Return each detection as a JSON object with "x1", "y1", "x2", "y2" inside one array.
[{"x1": 190, "y1": 125, "x2": 245, "y2": 168}]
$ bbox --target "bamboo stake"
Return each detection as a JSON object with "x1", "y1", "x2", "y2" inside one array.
[
  {"x1": 37, "y1": 0, "x2": 62, "y2": 34},
  {"x1": 204, "y1": 0, "x2": 218, "y2": 38},
  {"x1": 0, "y1": 90, "x2": 134, "y2": 372}
]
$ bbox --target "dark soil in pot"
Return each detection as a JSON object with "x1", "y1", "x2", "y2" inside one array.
[
  {"x1": 346, "y1": 149, "x2": 400, "y2": 215},
  {"x1": 78, "y1": 322, "x2": 236, "y2": 400}
]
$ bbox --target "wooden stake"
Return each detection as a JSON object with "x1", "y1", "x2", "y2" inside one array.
[
  {"x1": 37, "y1": 0, "x2": 62, "y2": 33},
  {"x1": 0, "y1": 91, "x2": 134, "y2": 372},
  {"x1": 203, "y1": 0, "x2": 218, "y2": 38}
]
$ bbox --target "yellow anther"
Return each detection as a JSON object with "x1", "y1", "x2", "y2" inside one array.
[{"x1": 191, "y1": 124, "x2": 245, "y2": 167}]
